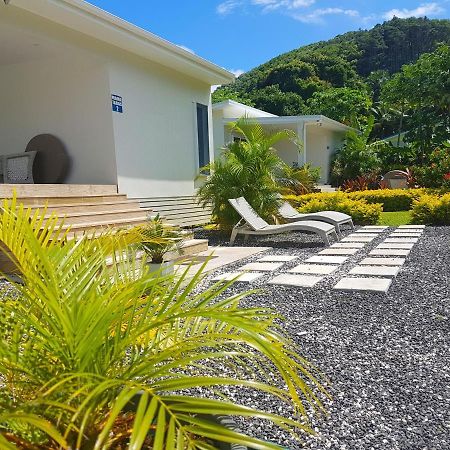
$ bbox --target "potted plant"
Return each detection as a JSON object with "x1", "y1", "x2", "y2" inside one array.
[{"x1": 139, "y1": 214, "x2": 183, "y2": 276}]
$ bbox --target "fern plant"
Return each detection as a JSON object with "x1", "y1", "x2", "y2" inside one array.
[{"x1": 0, "y1": 197, "x2": 328, "y2": 449}]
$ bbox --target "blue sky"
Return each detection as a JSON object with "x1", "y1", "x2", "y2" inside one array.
[{"x1": 88, "y1": 1, "x2": 449, "y2": 76}]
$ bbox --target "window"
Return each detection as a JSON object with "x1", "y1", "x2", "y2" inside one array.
[
  {"x1": 233, "y1": 136, "x2": 246, "y2": 143},
  {"x1": 196, "y1": 103, "x2": 210, "y2": 169}
]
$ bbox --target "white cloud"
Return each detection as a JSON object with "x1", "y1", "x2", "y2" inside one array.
[
  {"x1": 293, "y1": 7, "x2": 359, "y2": 23},
  {"x1": 229, "y1": 68, "x2": 246, "y2": 77},
  {"x1": 217, "y1": 0, "x2": 242, "y2": 15},
  {"x1": 382, "y1": 2, "x2": 444, "y2": 20}
]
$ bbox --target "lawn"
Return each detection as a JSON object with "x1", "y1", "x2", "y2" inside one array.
[{"x1": 377, "y1": 210, "x2": 412, "y2": 226}]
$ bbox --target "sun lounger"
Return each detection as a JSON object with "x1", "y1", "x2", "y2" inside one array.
[
  {"x1": 278, "y1": 201, "x2": 354, "y2": 234},
  {"x1": 228, "y1": 197, "x2": 339, "y2": 246}
]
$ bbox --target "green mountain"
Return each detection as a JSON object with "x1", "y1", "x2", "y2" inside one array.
[{"x1": 214, "y1": 17, "x2": 450, "y2": 118}]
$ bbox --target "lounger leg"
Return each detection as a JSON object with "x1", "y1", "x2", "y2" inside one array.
[
  {"x1": 349, "y1": 219, "x2": 355, "y2": 230},
  {"x1": 323, "y1": 233, "x2": 330, "y2": 246},
  {"x1": 230, "y1": 228, "x2": 238, "y2": 246},
  {"x1": 333, "y1": 230, "x2": 339, "y2": 241}
]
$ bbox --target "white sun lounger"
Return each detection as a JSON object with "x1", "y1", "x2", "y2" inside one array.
[
  {"x1": 228, "y1": 197, "x2": 339, "y2": 246},
  {"x1": 278, "y1": 201, "x2": 354, "y2": 234}
]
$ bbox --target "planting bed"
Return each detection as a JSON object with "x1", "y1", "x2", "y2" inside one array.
[{"x1": 195, "y1": 226, "x2": 450, "y2": 450}]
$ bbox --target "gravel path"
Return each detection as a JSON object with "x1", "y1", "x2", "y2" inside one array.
[{"x1": 194, "y1": 226, "x2": 450, "y2": 450}]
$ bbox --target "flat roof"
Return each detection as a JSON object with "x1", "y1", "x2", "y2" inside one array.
[
  {"x1": 5, "y1": 0, "x2": 235, "y2": 85},
  {"x1": 213, "y1": 100, "x2": 278, "y2": 117}
]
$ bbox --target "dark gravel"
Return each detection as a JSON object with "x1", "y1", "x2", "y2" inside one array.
[{"x1": 194, "y1": 226, "x2": 450, "y2": 450}]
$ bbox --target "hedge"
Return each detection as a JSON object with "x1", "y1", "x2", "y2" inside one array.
[
  {"x1": 288, "y1": 189, "x2": 449, "y2": 212},
  {"x1": 411, "y1": 193, "x2": 450, "y2": 225},
  {"x1": 285, "y1": 192, "x2": 382, "y2": 225}
]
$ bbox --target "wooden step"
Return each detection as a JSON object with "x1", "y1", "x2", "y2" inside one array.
[
  {"x1": 47, "y1": 209, "x2": 150, "y2": 226},
  {"x1": 25, "y1": 199, "x2": 142, "y2": 213},
  {"x1": 16, "y1": 194, "x2": 129, "y2": 206},
  {"x1": 0, "y1": 184, "x2": 118, "y2": 198}
]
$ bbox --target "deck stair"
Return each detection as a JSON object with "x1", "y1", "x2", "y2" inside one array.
[{"x1": 0, "y1": 185, "x2": 208, "y2": 267}]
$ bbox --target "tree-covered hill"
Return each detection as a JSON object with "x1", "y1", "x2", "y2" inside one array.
[{"x1": 213, "y1": 17, "x2": 450, "y2": 122}]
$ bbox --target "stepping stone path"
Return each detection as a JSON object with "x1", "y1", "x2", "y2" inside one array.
[
  {"x1": 334, "y1": 277, "x2": 392, "y2": 293},
  {"x1": 319, "y1": 248, "x2": 359, "y2": 256},
  {"x1": 360, "y1": 257, "x2": 405, "y2": 266},
  {"x1": 257, "y1": 255, "x2": 298, "y2": 262},
  {"x1": 289, "y1": 264, "x2": 337, "y2": 275},
  {"x1": 377, "y1": 243, "x2": 414, "y2": 249},
  {"x1": 306, "y1": 255, "x2": 348, "y2": 264},
  {"x1": 212, "y1": 225, "x2": 423, "y2": 294},
  {"x1": 332, "y1": 242, "x2": 366, "y2": 248},
  {"x1": 349, "y1": 265, "x2": 400, "y2": 277},
  {"x1": 239, "y1": 262, "x2": 284, "y2": 272},
  {"x1": 385, "y1": 238, "x2": 418, "y2": 243},
  {"x1": 269, "y1": 274, "x2": 323, "y2": 288},
  {"x1": 369, "y1": 249, "x2": 410, "y2": 256},
  {"x1": 213, "y1": 272, "x2": 264, "y2": 282},
  {"x1": 342, "y1": 235, "x2": 375, "y2": 242}
]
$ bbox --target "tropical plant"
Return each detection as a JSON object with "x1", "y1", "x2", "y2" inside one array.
[
  {"x1": 197, "y1": 117, "x2": 298, "y2": 227},
  {"x1": 412, "y1": 144, "x2": 450, "y2": 188},
  {"x1": 330, "y1": 116, "x2": 383, "y2": 186},
  {"x1": 138, "y1": 215, "x2": 183, "y2": 264},
  {"x1": 341, "y1": 173, "x2": 379, "y2": 192},
  {"x1": 280, "y1": 163, "x2": 321, "y2": 195},
  {"x1": 0, "y1": 197, "x2": 327, "y2": 449}
]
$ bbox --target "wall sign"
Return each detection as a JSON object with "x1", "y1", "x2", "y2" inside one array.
[{"x1": 112, "y1": 94, "x2": 123, "y2": 113}]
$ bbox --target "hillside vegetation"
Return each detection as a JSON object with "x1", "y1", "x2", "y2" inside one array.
[{"x1": 214, "y1": 17, "x2": 450, "y2": 129}]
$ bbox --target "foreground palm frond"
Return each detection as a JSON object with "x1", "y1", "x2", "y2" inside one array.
[{"x1": 0, "y1": 197, "x2": 329, "y2": 449}]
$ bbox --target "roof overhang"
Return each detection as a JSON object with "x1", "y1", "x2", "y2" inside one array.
[
  {"x1": 3, "y1": 0, "x2": 235, "y2": 85},
  {"x1": 223, "y1": 115, "x2": 354, "y2": 132}
]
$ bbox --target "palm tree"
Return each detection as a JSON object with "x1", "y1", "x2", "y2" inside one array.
[
  {"x1": 197, "y1": 117, "x2": 299, "y2": 227},
  {"x1": 0, "y1": 197, "x2": 328, "y2": 449}
]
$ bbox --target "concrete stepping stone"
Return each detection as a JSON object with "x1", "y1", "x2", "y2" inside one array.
[
  {"x1": 239, "y1": 262, "x2": 284, "y2": 272},
  {"x1": 289, "y1": 264, "x2": 337, "y2": 275},
  {"x1": 342, "y1": 235, "x2": 375, "y2": 242},
  {"x1": 385, "y1": 238, "x2": 418, "y2": 244},
  {"x1": 306, "y1": 255, "x2": 348, "y2": 264},
  {"x1": 349, "y1": 265, "x2": 400, "y2": 277},
  {"x1": 334, "y1": 277, "x2": 392, "y2": 293},
  {"x1": 355, "y1": 229, "x2": 383, "y2": 234},
  {"x1": 377, "y1": 243, "x2": 414, "y2": 250},
  {"x1": 398, "y1": 225, "x2": 425, "y2": 229},
  {"x1": 319, "y1": 248, "x2": 359, "y2": 255},
  {"x1": 213, "y1": 272, "x2": 264, "y2": 282},
  {"x1": 369, "y1": 249, "x2": 410, "y2": 257},
  {"x1": 257, "y1": 255, "x2": 298, "y2": 262},
  {"x1": 331, "y1": 242, "x2": 366, "y2": 248},
  {"x1": 268, "y1": 274, "x2": 323, "y2": 288},
  {"x1": 360, "y1": 257, "x2": 405, "y2": 266},
  {"x1": 391, "y1": 230, "x2": 423, "y2": 234},
  {"x1": 363, "y1": 226, "x2": 388, "y2": 230},
  {"x1": 389, "y1": 233, "x2": 422, "y2": 238}
]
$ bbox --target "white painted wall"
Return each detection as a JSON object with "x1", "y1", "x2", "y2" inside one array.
[
  {"x1": 0, "y1": 55, "x2": 117, "y2": 185},
  {"x1": 108, "y1": 54, "x2": 213, "y2": 198}
]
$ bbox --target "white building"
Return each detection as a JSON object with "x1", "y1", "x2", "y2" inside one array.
[
  {"x1": 213, "y1": 100, "x2": 352, "y2": 184},
  {"x1": 0, "y1": 0, "x2": 234, "y2": 205}
]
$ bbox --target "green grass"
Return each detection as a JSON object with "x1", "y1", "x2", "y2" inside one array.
[{"x1": 377, "y1": 211, "x2": 412, "y2": 226}]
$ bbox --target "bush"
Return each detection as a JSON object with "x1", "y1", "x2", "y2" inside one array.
[
  {"x1": 411, "y1": 193, "x2": 450, "y2": 225},
  {"x1": 349, "y1": 189, "x2": 425, "y2": 211},
  {"x1": 413, "y1": 146, "x2": 450, "y2": 188},
  {"x1": 285, "y1": 192, "x2": 382, "y2": 225}
]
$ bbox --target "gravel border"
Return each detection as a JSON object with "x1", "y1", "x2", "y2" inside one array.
[{"x1": 194, "y1": 226, "x2": 450, "y2": 450}]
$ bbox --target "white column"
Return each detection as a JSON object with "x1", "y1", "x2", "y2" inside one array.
[{"x1": 297, "y1": 121, "x2": 307, "y2": 166}]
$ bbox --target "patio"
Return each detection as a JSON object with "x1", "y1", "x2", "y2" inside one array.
[{"x1": 193, "y1": 225, "x2": 450, "y2": 449}]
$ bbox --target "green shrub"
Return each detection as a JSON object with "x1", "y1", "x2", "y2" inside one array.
[
  {"x1": 286, "y1": 192, "x2": 382, "y2": 225},
  {"x1": 411, "y1": 193, "x2": 450, "y2": 225},
  {"x1": 349, "y1": 189, "x2": 425, "y2": 211},
  {"x1": 413, "y1": 146, "x2": 450, "y2": 188}
]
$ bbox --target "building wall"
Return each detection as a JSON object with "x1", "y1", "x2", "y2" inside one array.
[
  {"x1": 0, "y1": 56, "x2": 117, "y2": 185},
  {"x1": 306, "y1": 126, "x2": 344, "y2": 183},
  {"x1": 108, "y1": 55, "x2": 213, "y2": 198}
]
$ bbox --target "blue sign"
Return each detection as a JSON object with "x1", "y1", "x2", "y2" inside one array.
[{"x1": 112, "y1": 94, "x2": 123, "y2": 113}]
